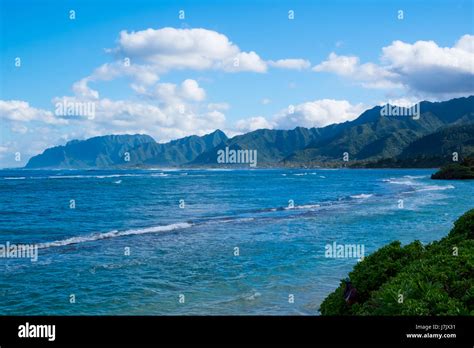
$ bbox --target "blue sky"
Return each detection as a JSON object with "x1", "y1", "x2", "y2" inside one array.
[{"x1": 1, "y1": 0, "x2": 473, "y2": 167}]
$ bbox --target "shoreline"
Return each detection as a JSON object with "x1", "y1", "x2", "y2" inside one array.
[{"x1": 0, "y1": 166, "x2": 441, "y2": 171}]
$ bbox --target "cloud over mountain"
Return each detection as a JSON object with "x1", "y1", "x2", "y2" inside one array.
[{"x1": 313, "y1": 35, "x2": 474, "y2": 96}]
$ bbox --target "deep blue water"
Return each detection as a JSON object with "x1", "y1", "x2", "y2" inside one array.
[{"x1": 0, "y1": 168, "x2": 472, "y2": 315}]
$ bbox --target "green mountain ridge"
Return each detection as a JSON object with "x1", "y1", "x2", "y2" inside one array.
[
  {"x1": 24, "y1": 96, "x2": 474, "y2": 169},
  {"x1": 26, "y1": 130, "x2": 227, "y2": 168},
  {"x1": 284, "y1": 97, "x2": 474, "y2": 163},
  {"x1": 360, "y1": 124, "x2": 474, "y2": 168}
]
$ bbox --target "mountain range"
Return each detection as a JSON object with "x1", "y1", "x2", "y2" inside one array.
[{"x1": 25, "y1": 96, "x2": 474, "y2": 169}]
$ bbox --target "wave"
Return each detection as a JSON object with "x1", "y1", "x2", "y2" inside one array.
[
  {"x1": 295, "y1": 204, "x2": 321, "y2": 209},
  {"x1": 37, "y1": 222, "x2": 193, "y2": 250},
  {"x1": 415, "y1": 185, "x2": 455, "y2": 192},
  {"x1": 384, "y1": 179, "x2": 418, "y2": 185},
  {"x1": 293, "y1": 172, "x2": 318, "y2": 176},
  {"x1": 383, "y1": 175, "x2": 430, "y2": 186},
  {"x1": 245, "y1": 291, "x2": 262, "y2": 301},
  {"x1": 284, "y1": 204, "x2": 321, "y2": 210},
  {"x1": 5, "y1": 173, "x2": 172, "y2": 180},
  {"x1": 38, "y1": 202, "x2": 328, "y2": 251},
  {"x1": 47, "y1": 174, "x2": 143, "y2": 179},
  {"x1": 403, "y1": 175, "x2": 428, "y2": 179},
  {"x1": 350, "y1": 193, "x2": 373, "y2": 199}
]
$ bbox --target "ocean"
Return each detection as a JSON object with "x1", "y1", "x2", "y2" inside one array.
[{"x1": 0, "y1": 168, "x2": 472, "y2": 315}]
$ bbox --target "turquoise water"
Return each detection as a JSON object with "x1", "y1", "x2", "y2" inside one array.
[{"x1": 0, "y1": 168, "x2": 472, "y2": 315}]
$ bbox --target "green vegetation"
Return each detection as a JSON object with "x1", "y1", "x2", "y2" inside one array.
[
  {"x1": 431, "y1": 157, "x2": 474, "y2": 180},
  {"x1": 320, "y1": 209, "x2": 474, "y2": 315},
  {"x1": 26, "y1": 96, "x2": 474, "y2": 169}
]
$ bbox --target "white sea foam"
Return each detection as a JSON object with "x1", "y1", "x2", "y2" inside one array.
[
  {"x1": 296, "y1": 204, "x2": 321, "y2": 209},
  {"x1": 48, "y1": 174, "x2": 142, "y2": 179},
  {"x1": 234, "y1": 217, "x2": 255, "y2": 223},
  {"x1": 37, "y1": 222, "x2": 193, "y2": 249},
  {"x1": 4, "y1": 177, "x2": 26, "y2": 180},
  {"x1": 385, "y1": 179, "x2": 417, "y2": 185},
  {"x1": 95, "y1": 174, "x2": 123, "y2": 178},
  {"x1": 245, "y1": 291, "x2": 261, "y2": 301},
  {"x1": 113, "y1": 180, "x2": 122, "y2": 184},
  {"x1": 285, "y1": 204, "x2": 320, "y2": 210},
  {"x1": 350, "y1": 193, "x2": 373, "y2": 199},
  {"x1": 403, "y1": 175, "x2": 428, "y2": 179},
  {"x1": 415, "y1": 185, "x2": 455, "y2": 192},
  {"x1": 151, "y1": 173, "x2": 169, "y2": 177}
]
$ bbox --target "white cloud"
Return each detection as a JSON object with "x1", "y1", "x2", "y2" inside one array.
[
  {"x1": 313, "y1": 35, "x2": 474, "y2": 96},
  {"x1": 74, "y1": 27, "x2": 310, "y2": 101},
  {"x1": 380, "y1": 35, "x2": 474, "y2": 94},
  {"x1": 268, "y1": 59, "x2": 311, "y2": 70},
  {"x1": 11, "y1": 124, "x2": 28, "y2": 134},
  {"x1": 115, "y1": 27, "x2": 268, "y2": 73},
  {"x1": 74, "y1": 62, "x2": 160, "y2": 98},
  {"x1": 233, "y1": 99, "x2": 366, "y2": 133},
  {"x1": 207, "y1": 102, "x2": 230, "y2": 111},
  {"x1": 235, "y1": 116, "x2": 275, "y2": 132},
  {"x1": 72, "y1": 78, "x2": 99, "y2": 99},
  {"x1": 91, "y1": 62, "x2": 160, "y2": 86},
  {"x1": 146, "y1": 79, "x2": 206, "y2": 105},
  {"x1": 261, "y1": 98, "x2": 271, "y2": 105},
  {"x1": 0, "y1": 100, "x2": 67, "y2": 125},
  {"x1": 274, "y1": 99, "x2": 366, "y2": 129},
  {"x1": 379, "y1": 96, "x2": 422, "y2": 108},
  {"x1": 313, "y1": 53, "x2": 359, "y2": 75},
  {"x1": 180, "y1": 79, "x2": 206, "y2": 101},
  {"x1": 313, "y1": 53, "x2": 400, "y2": 89}
]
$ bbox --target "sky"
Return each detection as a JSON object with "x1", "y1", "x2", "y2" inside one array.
[{"x1": 0, "y1": 0, "x2": 473, "y2": 167}]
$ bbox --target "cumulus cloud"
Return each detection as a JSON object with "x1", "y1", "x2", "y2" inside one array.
[
  {"x1": 381, "y1": 35, "x2": 474, "y2": 94},
  {"x1": 274, "y1": 99, "x2": 366, "y2": 129},
  {"x1": 71, "y1": 27, "x2": 312, "y2": 104},
  {"x1": 313, "y1": 53, "x2": 356, "y2": 74},
  {"x1": 148, "y1": 79, "x2": 206, "y2": 105},
  {"x1": 71, "y1": 97, "x2": 222, "y2": 142},
  {"x1": 180, "y1": 79, "x2": 206, "y2": 101},
  {"x1": 233, "y1": 99, "x2": 366, "y2": 133},
  {"x1": 0, "y1": 100, "x2": 67, "y2": 125},
  {"x1": 313, "y1": 53, "x2": 400, "y2": 89},
  {"x1": 74, "y1": 61, "x2": 160, "y2": 98},
  {"x1": 115, "y1": 27, "x2": 268, "y2": 73},
  {"x1": 76, "y1": 27, "x2": 313, "y2": 96},
  {"x1": 268, "y1": 59, "x2": 311, "y2": 70},
  {"x1": 235, "y1": 116, "x2": 275, "y2": 132},
  {"x1": 207, "y1": 102, "x2": 230, "y2": 111},
  {"x1": 0, "y1": 78, "x2": 225, "y2": 166},
  {"x1": 313, "y1": 35, "x2": 474, "y2": 96},
  {"x1": 0, "y1": 100, "x2": 71, "y2": 166},
  {"x1": 72, "y1": 78, "x2": 100, "y2": 99}
]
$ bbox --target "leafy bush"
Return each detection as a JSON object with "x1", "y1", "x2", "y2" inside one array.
[
  {"x1": 431, "y1": 157, "x2": 474, "y2": 180},
  {"x1": 320, "y1": 209, "x2": 474, "y2": 316}
]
